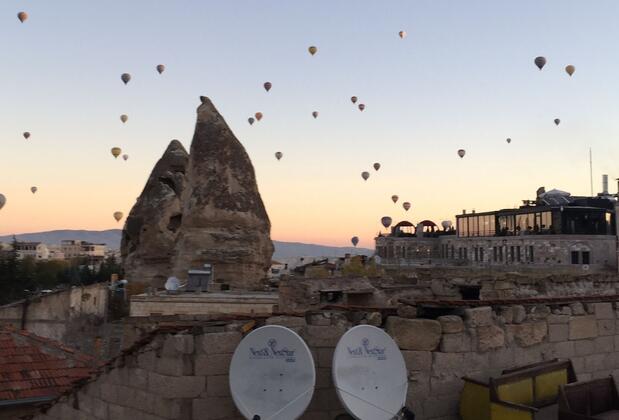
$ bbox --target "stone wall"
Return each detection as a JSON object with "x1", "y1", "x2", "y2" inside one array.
[
  {"x1": 31, "y1": 300, "x2": 619, "y2": 420},
  {"x1": 0, "y1": 284, "x2": 109, "y2": 355}
]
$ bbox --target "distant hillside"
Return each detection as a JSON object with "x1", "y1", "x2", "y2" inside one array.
[{"x1": 0, "y1": 230, "x2": 374, "y2": 259}]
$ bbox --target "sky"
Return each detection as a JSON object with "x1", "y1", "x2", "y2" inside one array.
[{"x1": 1, "y1": 1, "x2": 619, "y2": 248}]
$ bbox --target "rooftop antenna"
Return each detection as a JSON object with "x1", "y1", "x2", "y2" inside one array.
[{"x1": 590, "y1": 148, "x2": 593, "y2": 196}]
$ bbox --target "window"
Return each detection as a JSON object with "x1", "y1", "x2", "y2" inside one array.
[
  {"x1": 516, "y1": 246, "x2": 521, "y2": 262},
  {"x1": 571, "y1": 251, "x2": 579, "y2": 264},
  {"x1": 480, "y1": 247, "x2": 484, "y2": 262},
  {"x1": 510, "y1": 246, "x2": 515, "y2": 262},
  {"x1": 474, "y1": 247, "x2": 479, "y2": 262},
  {"x1": 493, "y1": 247, "x2": 498, "y2": 262},
  {"x1": 498, "y1": 246, "x2": 503, "y2": 262},
  {"x1": 582, "y1": 251, "x2": 590, "y2": 265},
  {"x1": 458, "y1": 248, "x2": 463, "y2": 259},
  {"x1": 464, "y1": 248, "x2": 468, "y2": 260},
  {"x1": 529, "y1": 246, "x2": 534, "y2": 262}
]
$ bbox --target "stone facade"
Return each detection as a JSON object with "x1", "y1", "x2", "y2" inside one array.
[
  {"x1": 377, "y1": 234, "x2": 617, "y2": 272},
  {"x1": 30, "y1": 300, "x2": 619, "y2": 420}
]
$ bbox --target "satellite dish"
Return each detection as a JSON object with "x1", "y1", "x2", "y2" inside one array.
[
  {"x1": 230, "y1": 325, "x2": 316, "y2": 420},
  {"x1": 332, "y1": 325, "x2": 408, "y2": 420},
  {"x1": 165, "y1": 276, "x2": 181, "y2": 291}
]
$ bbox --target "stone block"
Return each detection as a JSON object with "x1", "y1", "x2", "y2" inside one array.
[
  {"x1": 477, "y1": 325, "x2": 505, "y2": 352},
  {"x1": 137, "y1": 350, "x2": 157, "y2": 370},
  {"x1": 571, "y1": 357, "x2": 584, "y2": 373},
  {"x1": 584, "y1": 354, "x2": 606, "y2": 372},
  {"x1": 193, "y1": 397, "x2": 239, "y2": 420},
  {"x1": 308, "y1": 313, "x2": 331, "y2": 326},
  {"x1": 99, "y1": 383, "x2": 119, "y2": 404},
  {"x1": 385, "y1": 317, "x2": 442, "y2": 351},
  {"x1": 78, "y1": 394, "x2": 108, "y2": 419},
  {"x1": 128, "y1": 368, "x2": 148, "y2": 389},
  {"x1": 148, "y1": 372, "x2": 205, "y2": 398},
  {"x1": 594, "y1": 336, "x2": 615, "y2": 354},
  {"x1": 489, "y1": 347, "x2": 515, "y2": 369},
  {"x1": 198, "y1": 332, "x2": 241, "y2": 355},
  {"x1": 317, "y1": 347, "x2": 334, "y2": 368},
  {"x1": 162, "y1": 333, "x2": 194, "y2": 356},
  {"x1": 302, "y1": 325, "x2": 346, "y2": 347},
  {"x1": 266, "y1": 315, "x2": 307, "y2": 328},
  {"x1": 499, "y1": 306, "x2": 514, "y2": 324},
  {"x1": 554, "y1": 341, "x2": 575, "y2": 359},
  {"x1": 574, "y1": 340, "x2": 595, "y2": 356},
  {"x1": 437, "y1": 315, "x2": 464, "y2": 334},
  {"x1": 513, "y1": 305, "x2": 526, "y2": 324},
  {"x1": 195, "y1": 353, "x2": 232, "y2": 376},
  {"x1": 422, "y1": 395, "x2": 458, "y2": 418},
  {"x1": 594, "y1": 302, "x2": 614, "y2": 320},
  {"x1": 598, "y1": 320, "x2": 615, "y2": 336},
  {"x1": 156, "y1": 355, "x2": 193, "y2": 376},
  {"x1": 402, "y1": 350, "x2": 432, "y2": 372},
  {"x1": 315, "y1": 367, "x2": 333, "y2": 389},
  {"x1": 433, "y1": 353, "x2": 464, "y2": 375},
  {"x1": 366, "y1": 312, "x2": 382, "y2": 326},
  {"x1": 440, "y1": 333, "x2": 471, "y2": 353},
  {"x1": 569, "y1": 316, "x2": 598, "y2": 340},
  {"x1": 506, "y1": 321, "x2": 548, "y2": 347},
  {"x1": 548, "y1": 314, "x2": 570, "y2": 324},
  {"x1": 548, "y1": 324, "x2": 568, "y2": 343},
  {"x1": 527, "y1": 305, "x2": 551, "y2": 321},
  {"x1": 430, "y1": 374, "x2": 464, "y2": 396},
  {"x1": 396, "y1": 304, "x2": 418, "y2": 319},
  {"x1": 571, "y1": 302, "x2": 586, "y2": 316},
  {"x1": 464, "y1": 307, "x2": 493, "y2": 327},
  {"x1": 494, "y1": 280, "x2": 514, "y2": 290},
  {"x1": 207, "y1": 375, "x2": 231, "y2": 397}
]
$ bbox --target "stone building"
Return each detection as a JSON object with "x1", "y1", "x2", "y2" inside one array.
[{"x1": 376, "y1": 183, "x2": 619, "y2": 272}]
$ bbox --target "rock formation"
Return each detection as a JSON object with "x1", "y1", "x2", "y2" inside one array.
[
  {"x1": 122, "y1": 96, "x2": 274, "y2": 290},
  {"x1": 172, "y1": 96, "x2": 274, "y2": 289},
  {"x1": 121, "y1": 140, "x2": 189, "y2": 289}
]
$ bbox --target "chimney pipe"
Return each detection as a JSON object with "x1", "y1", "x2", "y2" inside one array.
[{"x1": 603, "y1": 174, "x2": 609, "y2": 195}]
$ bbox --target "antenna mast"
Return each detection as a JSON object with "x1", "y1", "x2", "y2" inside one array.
[{"x1": 589, "y1": 148, "x2": 593, "y2": 196}]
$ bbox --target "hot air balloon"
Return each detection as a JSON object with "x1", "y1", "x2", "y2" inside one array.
[
  {"x1": 358, "y1": 104, "x2": 365, "y2": 111},
  {"x1": 441, "y1": 220, "x2": 452, "y2": 230},
  {"x1": 248, "y1": 117, "x2": 255, "y2": 125},
  {"x1": 506, "y1": 138, "x2": 511, "y2": 144},
  {"x1": 275, "y1": 152, "x2": 283, "y2": 161},
  {"x1": 113, "y1": 211, "x2": 124, "y2": 222},
  {"x1": 403, "y1": 202, "x2": 411, "y2": 211},
  {"x1": 0, "y1": 194, "x2": 5, "y2": 210},
  {"x1": 381, "y1": 216, "x2": 392, "y2": 229},
  {"x1": 23, "y1": 132, "x2": 30, "y2": 140},
  {"x1": 351, "y1": 236, "x2": 359, "y2": 247},
  {"x1": 17, "y1": 12, "x2": 28, "y2": 23},
  {"x1": 121, "y1": 73, "x2": 131, "y2": 85},
  {"x1": 120, "y1": 114, "x2": 128, "y2": 123},
  {"x1": 30, "y1": 187, "x2": 37, "y2": 194},
  {"x1": 255, "y1": 112, "x2": 263, "y2": 121},
  {"x1": 554, "y1": 118, "x2": 561, "y2": 126},
  {"x1": 312, "y1": 111, "x2": 319, "y2": 119},
  {"x1": 373, "y1": 163, "x2": 381, "y2": 171},
  {"x1": 122, "y1": 154, "x2": 129, "y2": 161},
  {"x1": 534, "y1": 56, "x2": 546, "y2": 70},
  {"x1": 399, "y1": 30, "x2": 407, "y2": 39},
  {"x1": 565, "y1": 65, "x2": 575, "y2": 76},
  {"x1": 351, "y1": 96, "x2": 358, "y2": 104},
  {"x1": 308, "y1": 46, "x2": 317, "y2": 56},
  {"x1": 458, "y1": 149, "x2": 466, "y2": 158},
  {"x1": 264, "y1": 82, "x2": 272, "y2": 92},
  {"x1": 156, "y1": 64, "x2": 165, "y2": 74},
  {"x1": 391, "y1": 195, "x2": 399, "y2": 204},
  {"x1": 361, "y1": 171, "x2": 370, "y2": 181},
  {"x1": 111, "y1": 147, "x2": 121, "y2": 158}
]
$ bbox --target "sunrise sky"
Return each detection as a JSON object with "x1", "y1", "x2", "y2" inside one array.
[{"x1": 1, "y1": 1, "x2": 619, "y2": 248}]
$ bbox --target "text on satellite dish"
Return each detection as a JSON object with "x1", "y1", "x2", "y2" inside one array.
[
  {"x1": 250, "y1": 339, "x2": 296, "y2": 362},
  {"x1": 347, "y1": 338, "x2": 386, "y2": 360}
]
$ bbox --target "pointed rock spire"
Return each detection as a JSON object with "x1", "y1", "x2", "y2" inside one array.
[
  {"x1": 172, "y1": 96, "x2": 274, "y2": 289},
  {"x1": 121, "y1": 140, "x2": 189, "y2": 288}
]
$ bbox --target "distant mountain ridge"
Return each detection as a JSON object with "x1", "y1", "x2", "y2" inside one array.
[{"x1": 0, "y1": 230, "x2": 373, "y2": 260}]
